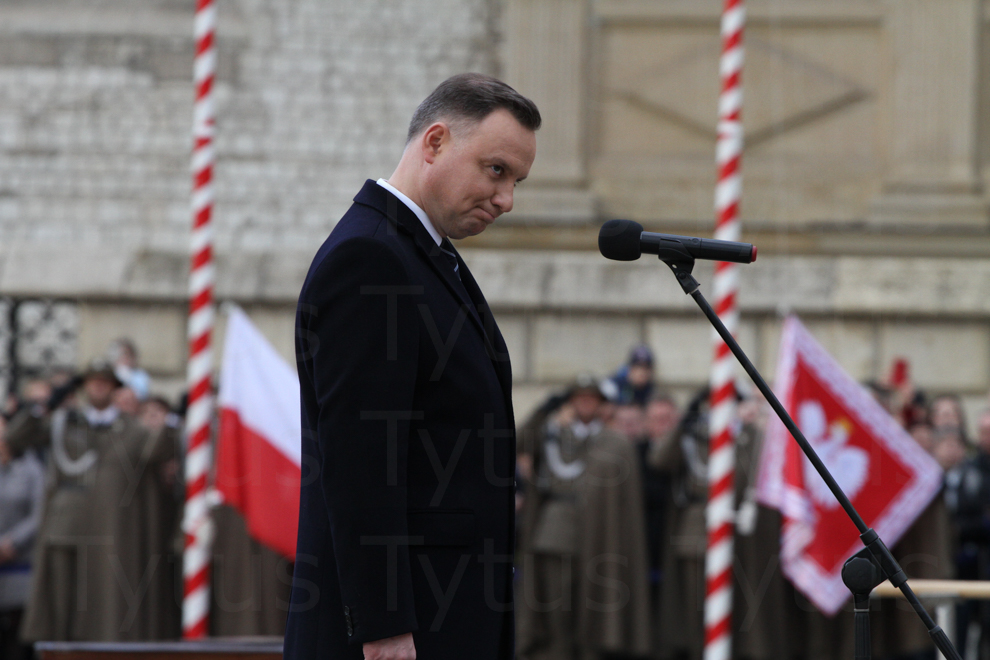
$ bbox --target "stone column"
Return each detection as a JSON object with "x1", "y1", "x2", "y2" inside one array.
[
  {"x1": 871, "y1": 0, "x2": 988, "y2": 227},
  {"x1": 501, "y1": 0, "x2": 596, "y2": 223}
]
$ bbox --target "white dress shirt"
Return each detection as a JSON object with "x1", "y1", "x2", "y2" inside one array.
[{"x1": 376, "y1": 178, "x2": 442, "y2": 247}]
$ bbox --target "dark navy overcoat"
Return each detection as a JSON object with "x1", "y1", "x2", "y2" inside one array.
[{"x1": 283, "y1": 180, "x2": 516, "y2": 659}]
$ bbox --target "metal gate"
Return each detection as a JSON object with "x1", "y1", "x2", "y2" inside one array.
[{"x1": 0, "y1": 298, "x2": 79, "y2": 398}]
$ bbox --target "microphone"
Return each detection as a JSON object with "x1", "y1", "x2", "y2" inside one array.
[{"x1": 598, "y1": 219, "x2": 757, "y2": 264}]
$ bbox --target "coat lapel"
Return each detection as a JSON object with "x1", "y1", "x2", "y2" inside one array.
[
  {"x1": 353, "y1": 181, "x2": 505, "y2": 382},
  {"x1": 457, "y1": 258, "x2": 514, "y2": 422}
]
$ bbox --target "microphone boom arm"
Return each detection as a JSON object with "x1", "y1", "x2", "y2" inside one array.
[{"x1": 658, "y1": 252, "x2": 960, "y2": 660}]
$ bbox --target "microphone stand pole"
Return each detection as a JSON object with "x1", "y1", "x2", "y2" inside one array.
[{"x1": 656, "y1": 246, "x2": 961, "y2": 660}]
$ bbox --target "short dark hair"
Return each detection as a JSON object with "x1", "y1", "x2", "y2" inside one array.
[{"x1": 406, "y1": 73, "x2": 541, "y2": 143}]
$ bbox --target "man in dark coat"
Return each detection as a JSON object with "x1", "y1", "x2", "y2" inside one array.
[{"x1": 283, "y1": 73, "x2": 540, "y2": 660}]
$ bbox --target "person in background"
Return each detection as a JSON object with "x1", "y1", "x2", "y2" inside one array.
[
  {"x1": 139, "y1": 396, "x2": 175, "y2": 432},
  {"x1": 138, "y1": 396, "x2": 184, "y2": 534},
  {"x1": 516, "y1": 392, "x2": 570, "y2": 550},
  {"x1": 865, "y1": 380, "x2": 897, "y2": 417},
  {"x1": 871, "y1": 476, "x2": 953, "y2": 660},
  {"x1": 107, "y1": 338, "x2": 151, "y2": 400},
  {"x1": 0, "y1": 416, "x2": 44, "y2": 660},
  {"x1": 112, "y1": 387, "x2": 141, "y2": 417},
  {"x1": 945, "y1": 409, "x2": 990, "y2": 658},
  {"x1": 933, "y1": 426, "x2": 968, "y2": 471},
  {"x1": 929, "y1": 394, "x2": 969, "y2": 472},
  {"x1": 139, "y1": 395, "x2": 184, "y2": 638},
  {"x1": 3, "y1": 378, "x2": 53, "y2": 422},
  {"x1": 930, "y1": 394, "x2": 968, "y2": 439},
  {"x1": 730, "y1": 392, "x2": 804, "y2": 660},
  {"x1": 610, "y1": 403, "x2": 647, "y2": 443},
  {"x1": 641, "y1": 396, "x2": 680, "y2": 572},
  {"x1": 20, "y1": 379, "x2": 53, "y2": 416},
  {"x1": 640, "y1": 395, "x2": 680, "y2": 654},
  {"x1": 608, "y1": 345, "x2": 657, "y2": 407},
  {"x1": 654, "y1": 387, "x2": 710, "y2": 660},
  {"x1": 885, "y1": 357, "x2": 927, "y2": 429},
  {"x1": 7, "y1": 360, "x2": 175, "y2": 641},
  {"x1": 3, "y1": 393, "x2": 17, "y2": 420},
  {"x1": 517, "y1": 374, "x2": 650, "y2": 660},
  {"x1": 908, "y1": 422, "x2": 935, "y2": 455}
]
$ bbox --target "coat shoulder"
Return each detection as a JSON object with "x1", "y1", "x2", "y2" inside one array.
[{"x1": 300, "y1": 207, "x2": 413, "y2": 302}]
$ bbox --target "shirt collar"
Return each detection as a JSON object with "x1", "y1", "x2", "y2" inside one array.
[
  {"x1": 376, "y1": 178, "x2": 442, "y2": 246},
  {"x1": 84, "y1": 406, "x2": 119, "y2": 427}
]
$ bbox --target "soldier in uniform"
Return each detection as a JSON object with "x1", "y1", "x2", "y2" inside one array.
[
  {"x1": 654, "y1": 388, "x2": 710, "y2": 660},
  {"x1": 730, "y1": 395, "x2": 803, "y2": 660},
  {"x1": 517, "y1": 375, "x2": 650, "y2": 660},
  {"x1": 7, "y1": 361, "x2": 175, "y2": 642}
]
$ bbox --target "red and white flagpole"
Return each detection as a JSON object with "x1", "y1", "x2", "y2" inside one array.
[
  {"x1": 705, "y1": 1, "x2": 744, "y2": 660},
  {"x1": 182, "y1": 0, "x2": 218, "y2": 639}
]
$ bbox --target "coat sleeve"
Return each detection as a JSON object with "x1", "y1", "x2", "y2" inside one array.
[
  {"x1": 299, "y1": 236, "x2": 422, "y2": 645},
  {"x1": 1, "y1": 455, "x2": 45, "y2": 556}
]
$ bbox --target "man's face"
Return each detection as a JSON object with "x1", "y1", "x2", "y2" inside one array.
[
  {"x1": 140, "y1": 401, "x2": 169, "y2": 431},
  {"x1": 23, "y1": 379, "x2": 52, "y2": 404},
  {"x1": 570, "y1": 390, "x2": 602, "y2": 425},
  {"x1": 978, "y1": 412, "x2": 990, "y2": 454},
  {"x1": 84, "y1": 376, "x2": 116, "y2": 410},
  {"x1": 112, "y1": 387, "x2": 140, "y2": 415},
  {"x1": 421, "y1": 109, "x2": 536, "y2": 240},
  {"x1": 931, "y1": 397, "x2": 962, "y2": 429},
  {"x1": 627, "y1": 364, "x2": 653, "y2": 388},
  {"x1": 612, "y1": 405, "x2": 645, "y2": 441},
  {"x1": 646, "y1": 400, "x2": 679, "y2": 439}
]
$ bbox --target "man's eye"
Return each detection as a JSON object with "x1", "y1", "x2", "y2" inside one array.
[{"x1": 491, "y1": 165, "x2": 504, "y2": 175}]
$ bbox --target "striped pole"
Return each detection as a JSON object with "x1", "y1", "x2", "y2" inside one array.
[
  {"x1": 182, "y1": 0, "x2": 218, "y2": 639},
  {"x1": 704, "y1": 1, "x2": 744, "y2": 660}
]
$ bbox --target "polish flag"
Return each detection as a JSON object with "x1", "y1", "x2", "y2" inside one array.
[
  {"x1": 755, "y1": 316, "x2": 942, "y2": 616},
  {"x1": 216, "y1": 306, "x2": 301, "y2": 559}
]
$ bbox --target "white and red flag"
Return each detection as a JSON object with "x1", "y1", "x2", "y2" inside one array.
[
  {"x1": 756, "y1": 315, "x2": 941, "y2": 616},
  {"x1": 216, "y1": 306, "x2": 301, "y2": 559}
]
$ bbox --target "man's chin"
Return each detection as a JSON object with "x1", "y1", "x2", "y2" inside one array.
[{"x1": 450, "y1": 221, "x2": 490, "y2": 240}]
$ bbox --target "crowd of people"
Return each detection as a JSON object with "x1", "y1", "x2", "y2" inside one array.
[
  {"x1": 515, "y1": 345, "x2": 990, "y2": 660},
  {"x1": 0, "y1": 339, "x2": 185, "y2": 659},
  {"x1": 3, "y1": 337, "x2": 990, "y2": 659}
]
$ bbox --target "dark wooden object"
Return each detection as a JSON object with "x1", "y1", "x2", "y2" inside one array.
[{"x1": 36, "y1": 638, "x2": 283, "y2": 660}]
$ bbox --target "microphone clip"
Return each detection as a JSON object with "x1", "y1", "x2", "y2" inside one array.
[{"x1": 656, "y1": 245, "x2": 700, "y2": 295}]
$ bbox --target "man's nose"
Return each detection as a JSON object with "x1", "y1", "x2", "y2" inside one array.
[{"x1": 492, "y1": 184, "x2": 514, "y2": 215}]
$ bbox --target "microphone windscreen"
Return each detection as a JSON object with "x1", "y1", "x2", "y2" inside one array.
[{"x1": 599, "y1": 219, "x2": 644, "y2": 261}]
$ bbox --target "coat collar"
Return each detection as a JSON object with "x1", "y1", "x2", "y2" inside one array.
[
  {"x1": 352, "y1": 180, "x2": 513, "y2": 401},
  {"x1": 353, "y1": 180, "x2": 462, "y2": 294}
]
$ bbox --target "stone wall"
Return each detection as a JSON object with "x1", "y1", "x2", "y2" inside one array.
[
  {"x1": 0, "y1": 0, "x2": 497, "y2": 253},
  {"x1": 1, "y1": 0, "x2": 989, "y2": 435}
]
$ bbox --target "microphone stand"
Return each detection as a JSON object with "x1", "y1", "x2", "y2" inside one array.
[{"x1": 655, "y1": 245, "x2": 961, "y2": 660}]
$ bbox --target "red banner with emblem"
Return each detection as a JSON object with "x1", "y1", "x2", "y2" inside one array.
[{"x1": 756, "y1": 316, "x2": 942, "y2": 616}]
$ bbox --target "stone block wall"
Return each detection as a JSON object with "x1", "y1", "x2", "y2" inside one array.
[
  {"x1": 1, "y1": 0, "x2": 989, "y2": 438},
  {"x1": 0, "y1": 0, "x2": 498, "y2": 254}
]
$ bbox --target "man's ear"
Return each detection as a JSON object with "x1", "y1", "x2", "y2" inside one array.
[{"x1": 421, "y1": 122, "x2": 448, "y2": 164}]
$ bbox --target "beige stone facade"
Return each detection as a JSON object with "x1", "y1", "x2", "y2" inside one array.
[{"x1": 0, "y1": 0, "x2": 988, "y2": 433}]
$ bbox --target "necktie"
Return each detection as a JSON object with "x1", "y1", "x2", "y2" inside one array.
[{"x1": 439, "y1": 238, "x2": 460, "y2": 280}]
